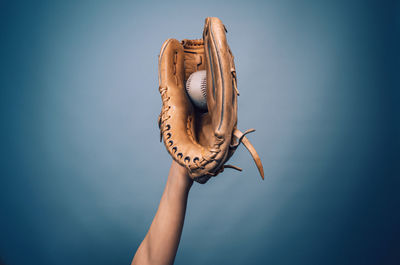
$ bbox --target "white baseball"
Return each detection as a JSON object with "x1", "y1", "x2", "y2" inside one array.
[{"x1": 186, "y1": 70, "x2": 207, "y2": 111}]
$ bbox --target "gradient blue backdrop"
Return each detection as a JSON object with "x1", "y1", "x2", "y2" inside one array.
[{"x1": 1, "y1": 1, "x2": 399, "y2": 265}]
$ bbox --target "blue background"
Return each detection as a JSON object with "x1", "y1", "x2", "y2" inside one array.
[{"x1": 1, "y1": 0, "x2": 399, "y2": 264}]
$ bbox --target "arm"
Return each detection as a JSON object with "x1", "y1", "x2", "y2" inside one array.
[{"x1": 132, "y1": 160, "x2": 193, "y2": 265}]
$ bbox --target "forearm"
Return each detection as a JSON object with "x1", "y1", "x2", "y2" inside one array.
[{"x1": 132, "y1": 161, "x2": 192, "y2": 265}]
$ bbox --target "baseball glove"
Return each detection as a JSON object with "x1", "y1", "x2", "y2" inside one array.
[{"x1": 158, "y1": 17, "x2": 264, "y2": 183}]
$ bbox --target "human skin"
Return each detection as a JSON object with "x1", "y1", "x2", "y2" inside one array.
[{"x1": 131, "y1": 160, "x2": 193, "y2": 265}]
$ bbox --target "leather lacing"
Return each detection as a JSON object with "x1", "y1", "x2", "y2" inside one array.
[
  {"x1": 232, "y1": 129, "x2": 265, "y2": 179},
  {"x1": 158, "y1": 86, "x2": 171, "y2": 142},
  {"x1": 182, "y1": 39, "x2": 204, "y2": 48}
]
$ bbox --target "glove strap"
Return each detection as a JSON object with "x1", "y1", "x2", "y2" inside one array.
[{"x1": 233, "y1": 129, "x2": 265, "y2": 180}]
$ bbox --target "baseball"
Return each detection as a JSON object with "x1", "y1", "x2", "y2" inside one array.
[{"x1": 185, "y1": 70, "x2": 207, "y2": 111}]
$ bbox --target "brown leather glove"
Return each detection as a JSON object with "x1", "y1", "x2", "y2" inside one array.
[{"x1": 158, "y1": 17, "x2": 264, "y2": 184}]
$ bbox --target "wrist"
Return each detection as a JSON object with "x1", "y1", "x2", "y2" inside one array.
[{"x1": 167, "y1": 160, "x2": 193, "y2": 192}]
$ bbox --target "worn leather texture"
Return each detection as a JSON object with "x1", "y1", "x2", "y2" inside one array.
[{"x1": 158, "y1": 17, "x2": 264, "y2": 183}]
